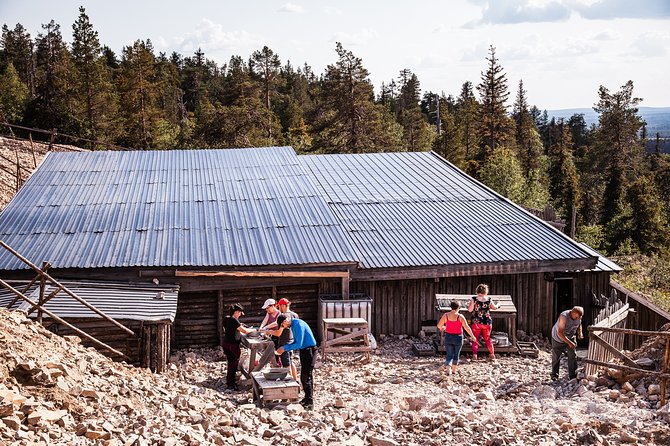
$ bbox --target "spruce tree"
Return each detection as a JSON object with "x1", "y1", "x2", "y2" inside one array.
[
  {"x1": 547, "y1": 124, "x2": 581, "y2": 231},
  {"x1": 250, "y1": 46, "x2": 281, "y2": 139},
  {"x1": 455, "y1": 81, "x2": 479, "y2": 174},
  {"x1": 512, "y1": 79, "x2": 542, "y2": 176},
  {"x1": 476, "y1": 45, "x2": 513, "y2": 164},
  {"x1": 396, "y1": 70, "x2": 433, "y2": 151},
  {"x1": 627, "y1": 176, "x2": 668, "y2": 254}
]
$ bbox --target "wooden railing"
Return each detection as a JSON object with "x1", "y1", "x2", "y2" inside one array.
[{"x1": 584, "y1": 300, "x2": 670, "y2": 406}]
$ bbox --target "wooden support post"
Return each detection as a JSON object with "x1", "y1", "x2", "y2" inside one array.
[
  {"x1": 217, "y1": 290, "x2": 224, "y2": 346},
  {"x1": 662, "y1": 336, "x2": 669, "y2": 407},
  {"x1": 29, "y1": 133, "x2": 37, "y2": 167},
  {"x1": 37, "y1": 262, "x2": 47, "y2": 323},
  {"x1": 341, "y1": 276, "x2": 350, "y2": 300}
]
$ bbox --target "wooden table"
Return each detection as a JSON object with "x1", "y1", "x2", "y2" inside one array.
[
  {"x1": 239, "y1": 335, "x2": 277, "y2": 378},
  {"x1": 434, "y1": 294, "x2": 518, "y2": 354},
  {"x1": 321, "y1": 317, "x2": 372, "y2": 361},
  {"x1": 251, "y1": 371, "x2": 300, "y2": 407}
]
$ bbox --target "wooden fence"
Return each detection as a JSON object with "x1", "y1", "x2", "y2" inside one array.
[{"x1": 584, "y1": 300, "x2": 670, "y2": 407}]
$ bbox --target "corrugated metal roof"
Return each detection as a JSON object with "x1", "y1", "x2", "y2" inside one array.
[
  {"x1": 0, "y1": 147, "x2": 357, "y2": 269},
  {"x1": 300, "y1": 151, "x2": 597, "y2": 269},
  {"x1": 0, "y1": 281, "x2": 178, "y2": 322},
  {"x1": 577, "y1": 243, "x2": 623, "y2": 272}
]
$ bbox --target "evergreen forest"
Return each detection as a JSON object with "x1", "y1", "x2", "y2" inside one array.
[{"x1": 1, "y1": 8, "x2": 670, "y2": 260}]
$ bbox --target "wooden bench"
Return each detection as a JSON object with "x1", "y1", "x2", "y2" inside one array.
[
  {"x1": 321, "y1": 317, "x2": 372, "y2": 361},
  {"x1": 251, "y1": 371, "x2": 300, "y2": 407}
]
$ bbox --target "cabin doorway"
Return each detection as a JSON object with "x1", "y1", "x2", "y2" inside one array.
[{"x1": 553, "y1": 277, "x2": 574, "y2": 322}]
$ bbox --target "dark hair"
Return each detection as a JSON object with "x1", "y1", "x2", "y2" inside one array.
[
  {"x1": 450, "y1": 300, "x2": 460, "y2": 310},
  {"x1": 276, "y1": 313, "x2": 292, "y2": 327},
  {"x1": 229, "y1": 303, "x2": 244, "y2": 315},
  {"x1": 476, "y1": 284, "x2": 489, "y2": 295}
]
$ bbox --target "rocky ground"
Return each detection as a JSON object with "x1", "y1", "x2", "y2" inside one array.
[
  {"x1": 1, "y1": 309, "x2": 669, "y2": 446},
  {"x1": 0, "y1": 136, "x2": 82, "y2": 209}
]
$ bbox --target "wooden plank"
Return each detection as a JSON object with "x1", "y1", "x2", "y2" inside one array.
[
  {"x1": 176, "y1": 270, "x2": 349, "y2": 278},
  {"x1": 323, "y1": 318, "x2": 367, "y2": 324},
  {"x1": 590, "y1": 333, "x2": 638, "y2": 368}
]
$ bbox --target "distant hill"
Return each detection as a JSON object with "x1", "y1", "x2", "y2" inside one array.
[{"x1": 547, "y1": 106, "x2": 670, "y2": 153}]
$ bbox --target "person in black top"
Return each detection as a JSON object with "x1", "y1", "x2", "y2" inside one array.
[{"x1": 221, "y1": 304, "x2": 253, "y2": 390}]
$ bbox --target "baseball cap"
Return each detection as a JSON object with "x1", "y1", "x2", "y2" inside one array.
[
  {"x1": 261, "y1": 298, "x2": 276, "y2": 309},
  {"x1": 277, "y1": 298, "x2": 290, "y2": 305}
]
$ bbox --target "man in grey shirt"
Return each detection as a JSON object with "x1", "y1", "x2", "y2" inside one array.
[{"x1": 551, "y1": 306, "x2": 584, "y2": 381}]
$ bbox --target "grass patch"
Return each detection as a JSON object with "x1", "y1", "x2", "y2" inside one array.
[{"x1": 611, "y1": 255, "x2": 670, "y2": 312}]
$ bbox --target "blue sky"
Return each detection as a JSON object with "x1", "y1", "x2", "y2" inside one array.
[{"x1": 1, "y1": 0, "x2": 669, "y2": 109}]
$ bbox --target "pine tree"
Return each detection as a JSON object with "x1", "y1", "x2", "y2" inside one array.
[
  {"x1": 476, "y1": 45, "x2": 513, "y2": 163},
  {"x1": 117, "y1": 40, "x2": 160, "y2": 149},
  {"x1": 315, "y1": 43, "x2": 401, "y2": 153},
  {"x1": 71, "y1": 6, "x2": 119, "y2": 146},
  {"x1": 28, "y1": 20, "x2": 77, "y2": 134},
  {"x1": 1, "y1": 24, "x2": 35, "y2": 96},
  {"x1": 250, "y1": 46, "x2": 281, "y2": 139}
]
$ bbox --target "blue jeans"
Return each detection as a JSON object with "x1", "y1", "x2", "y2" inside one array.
[{"x1": 444, "y1": 333, "x2": 464, "y2": 366}]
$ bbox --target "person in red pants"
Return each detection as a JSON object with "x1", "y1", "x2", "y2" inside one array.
[
  {"x1": 467, "y1": 284, "x2": 499, "y2": 361},
  {"x1": 221, "y1": 304, "x2": 253, "y2": 390}
]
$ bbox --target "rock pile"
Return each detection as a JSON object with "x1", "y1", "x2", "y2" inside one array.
[{"x1": 1, "y1": 308, "x2": 669, "y2": 445}]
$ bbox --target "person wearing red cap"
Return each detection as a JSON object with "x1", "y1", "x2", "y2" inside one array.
[
  {"x1": 277, "y1": 298, "x2": 298, "y2": 318},
  {"x1": 265, "y1": 298, "x2": 299, "y2": 380},
  {"x1": 221, "y1": 304, "x2": 253, "y2": 391}
]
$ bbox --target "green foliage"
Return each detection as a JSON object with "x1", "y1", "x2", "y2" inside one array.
[
  {"x1": 0, "y1": 63, "x2": 29, "y2": 123},
  {"x1": 614, "y1": 255, "x2": 670, "y2": 312},
  {"x1": 575, "y1": 224, "x2": 605, "y2": 251},
  {"x1": 478, "y1": 146, "x2": 525, "y2": 204},
  {"x1": 627, "y1": 176, "x2": 668, "y2": 254}
]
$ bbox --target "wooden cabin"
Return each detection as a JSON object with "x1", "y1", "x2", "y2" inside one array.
[{"x1": 0, "y1": 146, "x2": 632, "y2": 363}]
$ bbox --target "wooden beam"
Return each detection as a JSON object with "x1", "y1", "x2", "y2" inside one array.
[
  {"x1": 175, "y1": 270, "x2": 349, "y2": 278},
  {"x1": 583, "y1": 358, "x2": 670, "y2": 380},
  {"x1": 341, "y1": 276, "x2": 350, "y2": 299},
  {"x1": 0, "y1": 279, "x2": 130, "y2": 360},
  {"x1": 0, "y1": 241, "x2": 135, "y2": 336},
  {"x1": 587, "y1": 326, "x2": 670, "y2": 337},
  {"x1": 590, "y1": 332, "x2": 638, "y2": 368}
]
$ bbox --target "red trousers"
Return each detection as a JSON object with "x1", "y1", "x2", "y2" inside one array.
[{"x1": 471, "y1": 323, "x2": 494, "y2": 355}]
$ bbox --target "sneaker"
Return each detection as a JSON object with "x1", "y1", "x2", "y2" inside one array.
[
  {"x1": 488, "y1": 355, "x2": 496, "y2": 362},
  {"x1": 550, "y1": 375, "x2": 558, "y2": 382},
  {"x1": 300, "y1": 398, "x2": 314, "y2": 409},
  {"x1": 472, "y1": 354, "x2": 478, "y2": 361}
]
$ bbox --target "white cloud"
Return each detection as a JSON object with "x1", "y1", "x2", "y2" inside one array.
[
  {"x1": 464, "y1": 0, "x2": 572, "y2": 27},
  {"x1": 628, "y1": 32, "x2": 670, "y2": 57},
  {"x1": 331, "y1": 29, "x2": 379, "y2": 46},
  {"x1": 323, "y1": 6, "x2": 343, "y2": 15},
  {"x1": 278, "y1": 3, "x2": 304, "y2": 13},
  {"x1": 168, "y1": 19, "x2": 263, "y2": 54},
  {"x1": 591, "y1": 29, "x2": 619, "y2": 40},
  {"x1": 572, "y1": 0, "x2": 670, "y2": 20}
]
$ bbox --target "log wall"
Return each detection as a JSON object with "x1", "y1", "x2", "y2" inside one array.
[
  {"x1": 172, "y1": 284, "x2": 320, "y2": 349},
  {"x1": 43, "y1": 319, "x2": 171, "y2": 372},
  {"x1": 350, "y1": 271, "x2": 614, "y2": 338}
]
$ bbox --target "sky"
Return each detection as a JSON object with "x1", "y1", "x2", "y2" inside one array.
[{"x1": 1, "y1": 0, "x2": 669, "y2": 110}]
